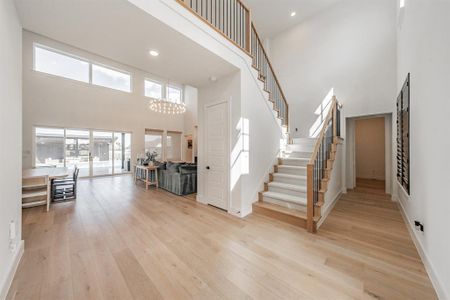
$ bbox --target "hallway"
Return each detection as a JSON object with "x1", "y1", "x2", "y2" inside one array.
[
  {"x1": 7, "y1": 176, "x2": 437, "y2": 299},
  {"x1": 319, "y1": 182, "x2": 436, "y2": 299}
]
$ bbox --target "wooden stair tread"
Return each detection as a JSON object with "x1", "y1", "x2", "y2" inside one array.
[{"x1": 254, "y1": 201, "x2": 307, "y2": 219}]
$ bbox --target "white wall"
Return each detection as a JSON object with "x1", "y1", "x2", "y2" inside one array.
[
  {"x1": 183, "y1": 85, "x2": 198, "y2": 162},
  {"x1": 269, "y1": 0, "x2": 397, "y2": 137},
  {"x1": 396, "y1": 1, "x2": 450, "y2": 298},
  {"x1": 355, "y1": 117, "x2": 386, "y2": 180},
  {"x1": 0, "y1": 0, "x2": 23, "y2": 298},
  {"x1": 197, "y1": 72, "x2": 242, "y2": 213},
  {"x1": 22, "y1": 30, "x2": 197, "y2": 169}
]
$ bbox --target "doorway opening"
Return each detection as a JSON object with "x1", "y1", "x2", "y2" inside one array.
[{"x1": 346, "y1": 114, "x2": 392, "y2": 195}]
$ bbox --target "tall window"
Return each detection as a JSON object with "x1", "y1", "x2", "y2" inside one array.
[
  {"x1": 35, "y1": 127, "x2": 65, "y2": 168},
  {"x1": 167, "y1": 86, "x2": 182, "y2": 103},
  {"x1": 33, "y1": 44, "x2": 132, "y2": 93},
  {"x1": 166, "y1": 131, "x2": 182, "y2": 161},
  {"x1": 397, "y1": 73, "x2": 410, "y2": 194},
  {"x1": 145, "y1": 80, "x2": 163, "y2": 99},
  {"x1": 34, "y1": 45, "x2": 89, "y2": 83},
  {"x1": 34, "y1": 127, "x2": 131, "y2": 177},
  {"x1": 92, "y1": 64, "x2": 131, "y2": 92},
  {"x1": 145, "y1": 129, "x2": 163, "y2": 160}
]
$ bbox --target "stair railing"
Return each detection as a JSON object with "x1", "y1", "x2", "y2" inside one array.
[
  {"x1": 176, "y1": 0, "x2": 251, "y2": 53},
  {"x1": 306, "y1": 96, "x2": 341, "y2": 233},
  {"x1": 250, "y1": 24, "x2": 289, "y2": 126},
  {"x1": 175, "y1": 0, "x2": 289, "y2": 127}
]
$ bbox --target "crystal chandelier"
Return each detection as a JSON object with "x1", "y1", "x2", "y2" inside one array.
[{"x1": 148, "y1": 98, "x2": 186, "y2": 114}]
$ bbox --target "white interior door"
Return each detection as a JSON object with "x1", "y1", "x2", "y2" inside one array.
[{"x1": 205, "y1": 102, "x2": 228, "y2": 210}]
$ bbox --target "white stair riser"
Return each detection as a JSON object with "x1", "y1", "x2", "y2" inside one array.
[
  {"x1": 268, "y1": 185, "x2": 307, "y2": 198},
  {"x1": 287, "y1": 144, "x2": 315, "y2": 153},
  {"x1": 273, "y1": 175, "x2": 306, "y2": 185},
  {"x1": 262, "y1": 195, "x2": 307, "y2": 212},
  {"x1": 282, "y1": 152, "x2": 311, "y2": 159},
  {"x1": 280, "y1": 159, "x2": 308, "y2": 167},
  {"x1": 277, "y1": 167, "x2": 307, "y2": 176},
  {"x1": 292, "y1": 138, "x2": 317, "y2": 145}
]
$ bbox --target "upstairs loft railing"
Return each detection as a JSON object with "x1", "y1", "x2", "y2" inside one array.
[
  {"x1": 251, "y1": 24, "x2": 288, "y2": 126},
  {"x1": 176, "y1": 0, "x2": 251, "y2": 53},
  {"x1": 175, "y1": 0, "x2": 289, "y2": 127},
  {"x1": 306, "y1": 96, "x2": 341, "y2": 233}
]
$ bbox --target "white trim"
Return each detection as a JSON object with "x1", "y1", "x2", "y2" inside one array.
[
  {"x1": 394, "y1": 189, "x2": 448, "y2": 300},
  {"x1": 0, "y1": 240, "x2": 24, "y2": 300},
  {"x1": 203, "y1": 100, "x2": 231, "y2": 213}
]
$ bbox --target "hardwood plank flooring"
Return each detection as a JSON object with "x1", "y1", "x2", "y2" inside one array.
[{"x1": 7, "y1": 175, "x2": 437, "y2": 299}]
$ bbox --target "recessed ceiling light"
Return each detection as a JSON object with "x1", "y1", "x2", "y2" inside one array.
[
  {"x1": 290, "y1": 11, "x2": 296, "y2": 17},
  {"x1": 149, "y1": 50, "x2": 159, "y2": 57}
]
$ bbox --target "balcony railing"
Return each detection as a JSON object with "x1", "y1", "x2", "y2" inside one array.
[
  {"x1": 176, "y1": 0, "x2": 251, "y2": 53},
  {"x1": 176, "y1": 0, "x2": 289, "y2": 127}
]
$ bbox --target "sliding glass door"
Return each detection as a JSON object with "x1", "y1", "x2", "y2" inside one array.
[
  {"x1": 114, "y1": 132, "x2": 131, "y2": 174},
  {"x1": 92, "y1": 131, "x2": 113, "y2": 176},
  {"x1": 35, "y1": 127, "x2": 131, "y2": 177},
  {"x1": 65, "y1": 129, "x2": 90, "y2": 177}
]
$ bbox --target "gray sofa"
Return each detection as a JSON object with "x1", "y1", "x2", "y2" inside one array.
[{"x1": 154, "y1": 162, "x2": 197, "y2": 195}]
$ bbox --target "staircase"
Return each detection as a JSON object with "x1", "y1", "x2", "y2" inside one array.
[
  {"x1": 255, "y1": 98, "x2": 342, "y2": 233},
  {"x1": 175, "y1": 0, "x2": 342, "y2": 232}
]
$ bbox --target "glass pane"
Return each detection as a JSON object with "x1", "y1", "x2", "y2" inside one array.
[
  {"x1": 65, "y1": 129, "x2": 90, "y2": 177},
  {"x1": 113, "y1": 132, "x2": 132, "y2": 174},
  {"x1": 35, "y1": 127, "x2": 65, "y2": 168},
  {"x1": 34, "y1": 46, "x2": 89, "y2": 82},
  {"x1": 92, "y1": 131, "x2": 113, "y2": 176},
  {"x1": 167, "y1": 86, "x2": 181, "y2": 103},
  {"x1": 167, "y1": 132, "x2": 182, "y2": 161},
  {"x1": 92, "y1": 64, "x2": 131, "y2": 92},
  {"x1": 145, "y1": 80, "x2": 162, "y2": 99},
  {"x1": 145, "y1": 131, "x2": 163, "y2": 161}
]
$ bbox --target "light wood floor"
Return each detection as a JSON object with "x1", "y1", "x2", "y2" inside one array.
[{"x1": 7, "y1": 176, "x2": 437, "y2": 299}]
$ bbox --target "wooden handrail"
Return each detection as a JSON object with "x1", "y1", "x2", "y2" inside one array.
[
  {"x1": 175, "y1": 0, "x2": 252, "y2": 54},
  {"x1": 251, "y1": 23, "x2": 289, "y2": 126},
  {"x1": 306, "y1": 96, "x2": 341, "y2": 233},
  {"x1": 308, "y1": 96, "x2": 337, "y2": 164},
  {"x1": 175, "y1": 0, "x2": 290, "y2": 127},
  {"x1": 250, "y1": 24, "x2": 289, "y2": 109}
]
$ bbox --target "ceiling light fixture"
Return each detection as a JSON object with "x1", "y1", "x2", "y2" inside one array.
[
  {"x1": 148, "y1": 79, "x2": 186, "y2": 115},
  {"x1": 149, "y1": 50, "x2": 159, "y2": 57},
  {"x1": 290, "y1": 11, "x2": 296, "y2": 17}
]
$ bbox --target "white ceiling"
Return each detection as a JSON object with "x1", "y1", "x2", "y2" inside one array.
[
  {"x1": 14, "y1": 0, "x2": 237, "y2": 87},
  {"x1": 245, "y1": 0, "x2": 343, "y2": 38}
]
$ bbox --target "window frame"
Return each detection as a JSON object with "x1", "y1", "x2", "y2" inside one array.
[
  {"x1": 91, "y1": 63, "x2": 132, "y2": 93},
  {"x1": 166, "y1": 85, "x2": 183, "y2": 103},
  {"x1": 33, "y1": 43, "x2": 133, "y2": 93},
  {"x1": 396, "y1": 73, "x2": 410, "y2": 195},
  {"x1": 144, "y1": 79, "x2": 164, "y2": 99},
  {"x1": 33, "y1": 125, "x2": 132, "y2": 177},
  {"x1": 33, "y1": 43, "x2": 90, "y2": 83}
]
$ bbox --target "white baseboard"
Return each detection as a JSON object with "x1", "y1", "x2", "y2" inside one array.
[
  {"x1": 395, "y1": 195, "x2": 448, "y2": 300},
  {"x1": 317, "y1": 189, "x2": 343, "y2": 228},
  {"x1": 1, "y1": 240, "x2": 24, "y2": 300}
]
